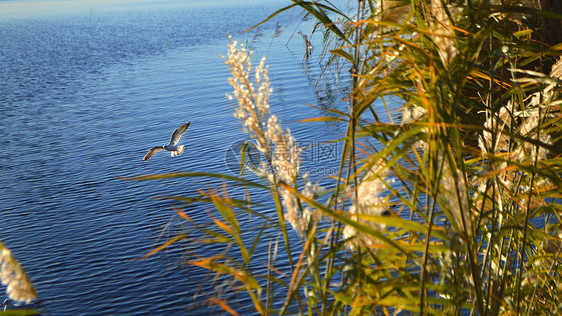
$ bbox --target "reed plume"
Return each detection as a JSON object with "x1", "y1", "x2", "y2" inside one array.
[
  {"x1": 225, "y1": 39, "x2": 315, "y2": 234},
  {"x1": 343, "y1": 160, "x2": 391, "y2": 248},
  {"x1": 0, "y1": 243, "x2": 37, "y2": 304}
]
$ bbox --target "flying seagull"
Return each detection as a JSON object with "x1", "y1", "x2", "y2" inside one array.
[{"x1": 142, "y1": 122, "x2": 191, "y2": 162}]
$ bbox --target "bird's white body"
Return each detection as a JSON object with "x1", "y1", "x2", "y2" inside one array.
[
  {"x1": 165, "y1": 144, "x2": 184, "y2": 157},
  {"x1": 143, "y1": 122, "x2": 190, "y2": 161}
]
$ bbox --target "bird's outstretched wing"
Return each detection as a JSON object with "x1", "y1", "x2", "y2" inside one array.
[
  {"x1": 143, "y1": 146, "x2": 165, "y2": 161},
  {"x1": 169, "y1": 122, "x2": 191, "y2": 145}
]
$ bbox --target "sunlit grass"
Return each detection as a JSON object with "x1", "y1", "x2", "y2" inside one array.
[{"x1": 132, "y1": 0, "x2": 562, "y2": 314}]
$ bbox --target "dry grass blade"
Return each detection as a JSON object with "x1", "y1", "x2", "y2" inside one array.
[
  {"x1": 141, "y1": 234, "x2": 185, "y2": 259},
  {"x1": 209, "y1": 297, "x2": 240, "y2": 316}
]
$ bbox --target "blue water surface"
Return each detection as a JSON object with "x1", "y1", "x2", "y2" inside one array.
[{"x1": 0, "y1": 0, "x2": 355, "y2": 314}]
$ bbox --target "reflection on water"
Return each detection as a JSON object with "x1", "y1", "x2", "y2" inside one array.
[
  {"x1": 0, "y1": 0, "x2": 349, "y2": 314},
  {"x1": 0, "y1": 0, "x2": 271, "y2": 18}
]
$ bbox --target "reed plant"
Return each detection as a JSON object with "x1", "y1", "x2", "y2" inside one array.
[{"x1": 131, "y1": 0, "x2": 562, "y2": 314}]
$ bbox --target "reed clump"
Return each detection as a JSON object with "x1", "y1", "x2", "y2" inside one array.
[{"x1": 137, "y1": 0, "x2": 562, "y2": 314}]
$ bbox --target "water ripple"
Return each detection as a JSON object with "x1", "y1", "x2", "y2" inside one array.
[{"x1": 0, "y1": 0, "x2": 346, "y2": 314}]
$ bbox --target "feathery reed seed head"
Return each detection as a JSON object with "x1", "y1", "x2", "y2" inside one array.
[
  {"x1": 344, "y1": 161, "x2": 391, "y2": 248},
  {"x1": 226, "y1": 40, "x2": 313, "y2": 235},
  {"x1": 0, "y1": 247, "x2": 37, "y2": 303}
]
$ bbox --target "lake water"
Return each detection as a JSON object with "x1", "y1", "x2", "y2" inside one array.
[{"x1": 0, "y1": 0, "x2": 353, "y2": 314}]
